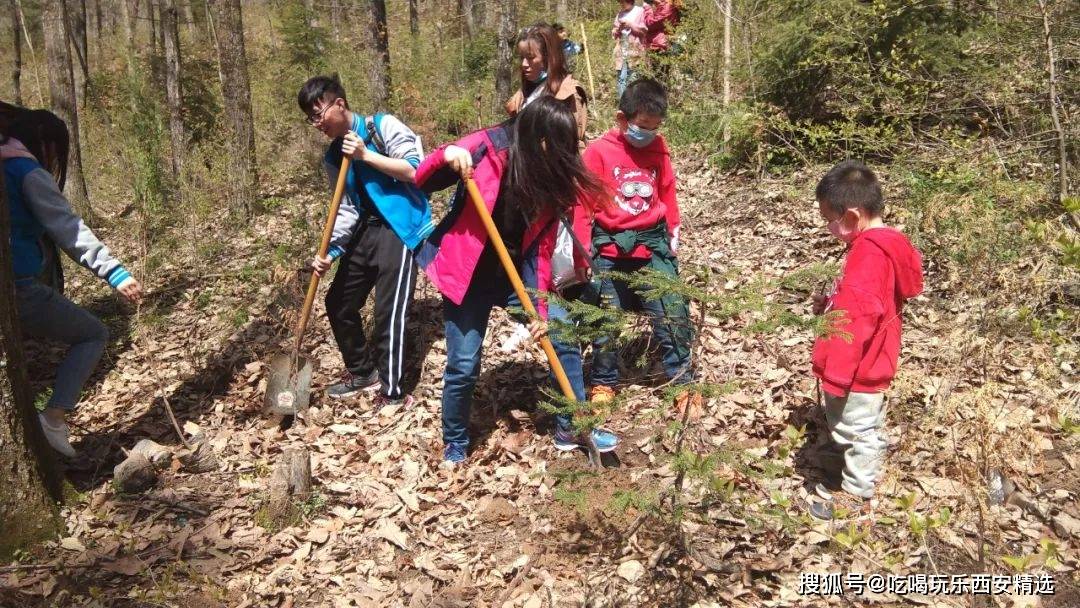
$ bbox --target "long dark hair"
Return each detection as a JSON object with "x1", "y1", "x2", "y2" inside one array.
[
  {"x1": 518, "y1": 22, "x2": 567, "y2": 97},
  {"x1": 1, "y1": 103, "x2": 70, "y2": 189},
  {"x1": 505, "y1": 96, "x2": 603, "y2": 219}
]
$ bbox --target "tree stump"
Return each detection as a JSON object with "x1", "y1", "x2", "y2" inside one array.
[
  {"x1": 267, "y1": 448, "x2": 312, "y2": 523},
  {"x1": 113, "y1": 452, "x2": 157, "y2": 493}
]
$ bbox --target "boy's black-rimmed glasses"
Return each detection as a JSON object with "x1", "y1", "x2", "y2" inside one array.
[{"x1": 306, "y1": 102, "x2": 336, "y2": 125}]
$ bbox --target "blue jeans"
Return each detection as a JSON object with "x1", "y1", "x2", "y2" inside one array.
[
  {"x1": 15, "y1": 280, "x2": 109, "y2": 410},
  {"x1": 591, "y1": 256, "x2": 693, "y2": 387},
  {"x1": 442, "y1": 281, "x2": 585, "y2": 448},
  {"x1": 616, "y1": 65, "x2": 635, "y2": 99}
]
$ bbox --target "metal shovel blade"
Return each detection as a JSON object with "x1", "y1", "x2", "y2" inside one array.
[{"x1": 264, "y1": 353, "x2": 313, "y2": 416}]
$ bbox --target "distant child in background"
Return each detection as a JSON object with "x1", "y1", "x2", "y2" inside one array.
[
  {"x1": 581, "y1": 79, "x2": 699, "y2": 417},
  {"x1": 611, "y1": 0, "x2": 646, "y2": 98},
  {"x1": 808, "y1": 160, "x2": 924, "y2": 520},
  {"x1": 642, "y1": 0, "x2": 681, "y2": 53},
  {"x1": 642, "y1": 0, "x2": 681, "y2": 81},
  {"x1": 553, "y1": 22, "x2": 583, "y2": 69}
]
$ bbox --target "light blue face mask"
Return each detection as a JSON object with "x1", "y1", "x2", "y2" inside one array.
[{"x1": 624, "y1": 124, "x2": 658, "y2": 148}]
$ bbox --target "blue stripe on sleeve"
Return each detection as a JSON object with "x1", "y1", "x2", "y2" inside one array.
[
  {"x1": 107, "y1": 267, "x2": 132, "y2": 288},
  {"x1": 328, "y1": 245, "x2": 345, "y2": 260}
]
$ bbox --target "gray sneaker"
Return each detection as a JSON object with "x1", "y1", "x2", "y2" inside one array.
[
  {"x1": 38, "y1": 413, "x2": 76, "y2": 457},
  {"x1": 326, "y1": 370, "x2": 380, "y2": 399}
]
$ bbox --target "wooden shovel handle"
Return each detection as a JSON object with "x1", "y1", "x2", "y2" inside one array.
[
  {"x1": 580, "y1": 23, "x2": 596, "y2": 102},
  {"x1": 295, "y1": 155, "x2": 351, "y2": 353},
  {"x1": 464, "y1": 178, "x2": 578, "y2": 401}
]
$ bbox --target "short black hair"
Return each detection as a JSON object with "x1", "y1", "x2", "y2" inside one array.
[
  {"x1": 297, "y1": 74, "x2": 347, "y2": 115},
  {"x1": 815, "y1": 160, "x2": 884, "y2": 216},
  {"x1": 619, "y1": 79, "x2": 668, "y2": 119},
  {"x1": 552, "y1": 22, "x2": 566, "y2": 32}
]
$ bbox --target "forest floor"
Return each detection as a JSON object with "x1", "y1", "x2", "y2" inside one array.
[{"x1": 1, "y1": 156, "x2": 1078, "y2": 608}]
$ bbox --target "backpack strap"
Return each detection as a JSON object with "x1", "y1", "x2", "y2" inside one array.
[
  {"x1": 523, "y1": 212, "x2": 601, "y2": 277},
  {"x1": 365, "y1": 114, "x2": 387, "y2": 155}
]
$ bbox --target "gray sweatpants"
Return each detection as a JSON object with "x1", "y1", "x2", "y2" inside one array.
[
  {"x1": 824, "y1": 391, "x2": 888, "y2": 499},
  {"x1": 15, "y1": 280, "x2": 109, "y2": 410}
]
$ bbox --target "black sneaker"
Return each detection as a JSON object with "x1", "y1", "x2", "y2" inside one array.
[{"x1": 326, "y1": 370, "x2": 380, "y2": 399}]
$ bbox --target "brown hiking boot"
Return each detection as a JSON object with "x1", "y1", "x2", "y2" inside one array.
[
  {"x1": 673, "y1": 389, "x2": 704, "y2": 420},
  {"x1": 589, "y1": 385, "x2": 616, "y2": 404}
]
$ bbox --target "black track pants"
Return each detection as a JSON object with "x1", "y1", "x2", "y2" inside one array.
[{"x1": 325, "y1": 220, "x2": 417, "y2": 399}]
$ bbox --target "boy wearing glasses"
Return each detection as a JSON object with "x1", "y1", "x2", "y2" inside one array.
[
  {"x1": 581, "y1": 79, "x2": 699, "y2": 416},
  {"x1": 297, "y1": 74, "x2": 433, "y2": 406}
]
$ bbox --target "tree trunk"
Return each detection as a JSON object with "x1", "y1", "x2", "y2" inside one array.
[
  {"x1": 0, "y1": 156, "x2": 63, "y2": 562},
  {"x1": 556, "y1": 0, "x2": 568, "y2": 23},
  {"x1": 10, "y1": 0, "x2": 22, "y2": 106},
  {"x1": 204, "y1": 0, "x2": 218, "y2": 49},
  {"x1": 42, "y1": 0, "x2": 90, "y2": 205},
  {"x1": 65, "y1": 0, "x2": 90, "y2": 108},
  {"x1": 408, "y1": 0, "x2": 419, "y2": 37},
  {"x1": 722, "y1": 2, "x2": 732, "y2": 105},
  {"x1": 152, "y1": 0, "x2": 165, "y2": 62},
  {"x1": 121, "y1": 0, "x2": 138, "y2": 64},
  {"x1": 494, "y1": 0, "x2": 518, "y2": 113},
  {"x1": 367, "y1": 0, "x2": 392, "y2": 110},
  {"x1": 209, "y1": 0, "x2": 258, "y2": 216},
  {"x1": 717, "y1": 0, "x2": 734, "y2": 150},
  {"x1": 182, "y1": 0, "x2": 197, "y2": 39},
  {"x1": 163, "y1": 0, "x2": 185, "y2": 181},
  {"x1": 461, "y1": 0, "x2": 475, "y2": 38},
  {"x1": 481, "y1": 0, "x2": 494, "y2": 29},
  {"x1": 1036, "y1": 0, "x2": 1073, "y2": 226},
  {"x1": 330, "y1": 0, "x2": 339, "y2": 37},
  {"x1": 93, "y1": 0, "x2": 104, "y2": 65},
  {"x1": 15, "y1": 0, "x2": 45, "y2": 107}
]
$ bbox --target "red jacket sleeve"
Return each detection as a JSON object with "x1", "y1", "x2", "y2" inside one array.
[
  {"x1": 571, "y1": 195, "x2": 595, "y2": 271},
  {"x1": 812, "y1": 255, "x2": 887, "y2": 397},
  {"x1": 659, "y1": 150, "x2": 679, "y2": 235}
]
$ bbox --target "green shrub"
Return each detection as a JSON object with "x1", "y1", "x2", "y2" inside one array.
[
  {"x1": 276, "y1": 1, "x2": 328, "y2": 71},
  {"x1": 464, "y1": 32, "x2": 498, "y2": 81}
]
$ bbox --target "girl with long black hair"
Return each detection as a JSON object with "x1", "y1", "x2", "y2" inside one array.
[
  {"x1": 414, "y1": 96, "x2": 617, "y2": 466},
  {"x1": 2, "y1": 107, "x2": 143, "y2": 457}
]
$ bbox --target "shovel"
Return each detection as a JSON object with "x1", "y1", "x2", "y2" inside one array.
[
  {"x1": 463, "y1": 178, "x2": 602, "y2": 466},
  {"x1": 265, "y1": 155, "x2": 351, "y2": 415}
]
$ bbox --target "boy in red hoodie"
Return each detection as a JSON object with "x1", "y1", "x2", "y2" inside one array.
[
  {"x1": 582, "y1": 79, "x2": 699, "y2": 416},
  {"x1": 809, "y1": 160, "x2": 924, "y2": 520}
]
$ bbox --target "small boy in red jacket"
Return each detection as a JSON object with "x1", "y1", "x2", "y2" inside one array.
[
  {"x1": 582, "y1": 79, "x2": 698, "y2": 416},
  {"x1": 809, "y1": 160, "x2": 924, "y2": 520}
]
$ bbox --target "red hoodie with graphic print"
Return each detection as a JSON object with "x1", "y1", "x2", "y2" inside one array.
[
  {"x1": 582, "y1": 128, "x2": 679, "y2": 260},
  {"x1": 812, "y1": 227, "x2": 924, "y2": 397}
]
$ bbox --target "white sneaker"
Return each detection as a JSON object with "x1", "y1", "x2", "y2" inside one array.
[{"x1": 38, "y1": 413, "x2": 77, "y2": 458}]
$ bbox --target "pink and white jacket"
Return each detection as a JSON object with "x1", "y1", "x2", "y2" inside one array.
[{"x1": 414, "y1": 123, "x2": 593, "y2": 316}]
